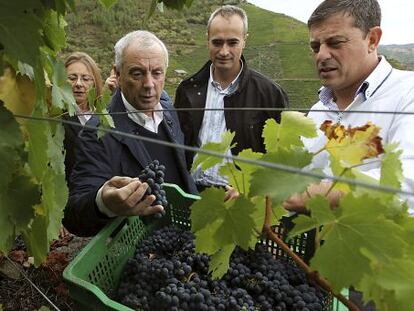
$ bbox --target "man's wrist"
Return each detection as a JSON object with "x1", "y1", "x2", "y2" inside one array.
[{"x1": 96, "y1": 186, "x2": 118, "y2": 218}]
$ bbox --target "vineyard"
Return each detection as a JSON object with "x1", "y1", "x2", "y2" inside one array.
[{"x1": 1, "y1": 0, "x2": 414, "y2": 310}]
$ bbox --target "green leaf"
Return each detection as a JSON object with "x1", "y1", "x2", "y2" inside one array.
[
  {"x1": 219, "y1": 148, "x2": 262, "y2": 195},
  {"x1": 51, "y1": 60, "x2": 76, "y2": 112},
  {"x1": 0, "y1": 103, "x2": 23, "y2": 148},
  {"x1": 310, "y1": 194, "x2": 407, "y2": 292},
  {"x1": 0, "y1": 2, "x2": 44, "y2": 67},
  {"x1": 0, "y1": 174, "x2": 39, "y2": 253},
  {"x1": 194, "y1": 219, "x2": 223, "y2": 254},
  {"x1": 23, "y1": 214, "x2": 49, "y2": 267},
  {"x1": 42, "y1": 170, "x2": 68, "y2": 241},
  {"x1": 98, "y1": 0, "x2": 118, "y2": 9},
  {"x1": 42, "y1": 11, "x2": 67, "y2": 55},
  {"x1": 380, "y1": 143, "x2": 403, "y2": 195},
  {"x1": 250, "y1": 148, "x2": 317, "y2": 204},
  {"x1": 191, "y1": 131, "x2": 236, "y2": 172},
  {"x1": 359, "y1": 257, "x2": 414, "y2": 311},
  {"x1": 47, "y1": 123, "x2": 65, "y2": 175},
  {"x1": 209, "y1": 244, "x2": 236, "y2": 280},
  {"x1": 26, "y1": 112, "x2": 48, "y2": 180},
  {"x1": 191, "y1": 188, "x2": 256, "y2": 251},
  {"x1": 95, "y1": 88, "x2": 115, "y2": 138},
  {"x1": 263, "y1": 111, "x2": 317, "y2": 153},
  {"x1": 289, "y1": 196, "x2": 336, "y2": 239}
]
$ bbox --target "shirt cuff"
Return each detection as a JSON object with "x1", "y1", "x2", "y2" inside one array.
[{"x1": 96, "y1": 185, "x2": 118, "y2": 218}]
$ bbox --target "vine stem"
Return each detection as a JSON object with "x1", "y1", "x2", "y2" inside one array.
[{"x1": 263, "y1": 196, "x2": 360, "y2": 311}]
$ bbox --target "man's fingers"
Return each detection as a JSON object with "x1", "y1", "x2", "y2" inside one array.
[
  {"x1": 130, "y1": 195, "x2": 163, "y2": 216},
  {"x1": 125, "y1": 182, "x2": 149, "y2": 206},
  {"x1": 108, "y1": 176, "x2": 138, "y2": 188}
]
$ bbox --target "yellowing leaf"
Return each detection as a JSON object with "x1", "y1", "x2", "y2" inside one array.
[
  {"x1": 321, "y1": 121, "x2": 384, "y2": 167},
  {"x1": 0, "y1": 68, "x2": 36, "y2": 120}
]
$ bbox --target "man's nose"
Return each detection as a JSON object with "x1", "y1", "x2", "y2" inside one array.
[
  {"x1": 143, "y1": 73, "x2": 155, "y2": 88},
  {"x1": 219, "y1": 43, "x2": 230, "y2": 56},
  {"x1": 316, "y1": 43, "x2": 331, "y2": 62}
]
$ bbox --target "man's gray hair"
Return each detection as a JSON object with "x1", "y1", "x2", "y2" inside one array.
[
  {"x1": 207, "y1": 5, "x2": 248, "y2": 36},
  {"x1": 114, "y1": 30, "x2": 169, "y2": 71},
  {"x1": 308, "y1": 0, "x2": 381, "y2": 36}
]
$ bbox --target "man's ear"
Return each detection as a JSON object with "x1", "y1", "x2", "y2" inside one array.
[{"x1": 368, "y1": 26, "x2": 382, "y2": 52}]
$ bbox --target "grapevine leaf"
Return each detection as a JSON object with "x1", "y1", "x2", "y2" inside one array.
[
  {"x1": 191, "y1": 131, "x2": 235, "y2": 172},
  {"x1": 26, "y1": 113, "x2": 48, "y2": 180},
  {"x1": 213, "y1": 195, "x2": 255, "y2": 250},
  {"x1": 17, "y1": 62, "x2": 34, "y2": 79},
  {"x1": 263, "y1": 112, "x2": 317, "y2": 152},
  {"x1": 310, "y1": 194, "x2": 407, "y2": 292},
  {"x1": 0, "y1": 147, "x2": 18, "y2": 190},
  {"x1": 95, "y1": 88, "x2": 115, "y2": 138},
  {"x1": 194, "y1": 219, "x2": 222, "y2": 254},
  {"x1": 289, "y1": 196, "x2": 334, "y2": 238},
  {"x1": 250, "y1": 149, "x2": 317, "y2": 204},
  {"x1": 190, "y1": 187, "x2": 226, "y2": 233},
  {"x1": 51, "y1": 60, "x2": 76, "y2": 112},
  {"x1": 0, "y1": 2, "x2": 44, "y2": 67},
  {"x1": 220, "y1": 148, "x2": 262, "y2": 195},
  {"x1": 0, "y1": 199, "x2": 15, "y2": 252},
  {"x1": 0, "y1": 102, "x2": 23, "y2": 147},
  {"x1": 4, "y1": 175, "x2": 39, "y2": 232},
  {"x1": 98, "y1": 0, "x2": 118, "y2": 9},
  {"x1": 42, "y1": 11, "x2": 67, "y2": 55},
  {"x1": 191, "y1": 188, "x2": 256, "y2": 252},
  {"x1": 43, "y1": 170, "x2": 68, "y2": 241},
  {"x1": 321, "y1": 121, "x2": 384, "y2": 167},
  {"x1": 47, "y1": 123, "x2": 65, "y2": 175},
  {"x1": 380, "y1": 143, "x2": 403, "y2": 201},
  {"x1": 359, "y1": 257, "x2": 414, "y2": 311},
  {"x1": 23, "y1": 214, "x2": 49, "y2": 267},
  {"x1": 0, "y1": 68, "x2": 36, "y2": 118},
  {"x1": 209, "y1": 244, "x2": 236, "y2": 280}
]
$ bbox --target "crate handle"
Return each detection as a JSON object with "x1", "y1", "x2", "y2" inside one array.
[{"x1": 105, "y1": 217, "x2": 130, "y2": 246}]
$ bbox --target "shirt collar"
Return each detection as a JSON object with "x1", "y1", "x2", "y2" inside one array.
[
  {"x1": 209, "y1": 60, "x2": 244, "y2": 94},
  {"x1": 121, "y1": 91, "x2": 163, "y2": 131},
  {"x1": 318, "y1": 56, "x2": 393, "y2": 106}
]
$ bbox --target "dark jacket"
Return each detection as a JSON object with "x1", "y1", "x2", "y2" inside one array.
[
  {"x1": 174, "y1": 57, "x2": 289, "y2": 169},
  {"x1": 63, "y1": 90, "x2": 197, "y2": 236},
  {"x1": 63, "y1": 115, "x2": 83, "y2": 181}
]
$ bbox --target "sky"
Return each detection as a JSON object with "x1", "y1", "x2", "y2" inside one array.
[{"x1": 248, "y1": 0, "x2": 414, "y2": 45}]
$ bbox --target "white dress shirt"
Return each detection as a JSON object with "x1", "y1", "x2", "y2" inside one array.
[
  {"x1": 192, "y1": 63, "x2": 243, "y2": 187},
  {"x1": 305, "y1": 56, "x2": 414, "y2": 213}
]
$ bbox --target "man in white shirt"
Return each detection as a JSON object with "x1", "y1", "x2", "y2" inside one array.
[{"x1": 284, "y1": 0, "x2": 414, "y2": 214}]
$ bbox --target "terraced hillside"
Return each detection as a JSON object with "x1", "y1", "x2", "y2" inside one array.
[{"x1": 63, "y1": 0, "x2": 320, "y2": 108}]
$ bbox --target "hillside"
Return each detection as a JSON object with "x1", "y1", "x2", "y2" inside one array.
[
  {"x1": 379, "y1": 44, "x2": 414, "y2": 70},
  {"x1": 62, "y1": 0, "x2": 320, "y2": 108}
]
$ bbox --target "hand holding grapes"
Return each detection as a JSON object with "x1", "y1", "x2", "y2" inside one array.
[{"x1": 101, "y1": 176, "x2": 164, "y2": 216}]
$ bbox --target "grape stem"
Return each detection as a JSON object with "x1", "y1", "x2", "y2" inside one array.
[{"x1": 263, "y1": 196, "x2": 360, "y2": 311}]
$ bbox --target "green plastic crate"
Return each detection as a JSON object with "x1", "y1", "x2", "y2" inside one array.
[{"x1": 63, "y1": 183, "x2": 347, "y2": 310}]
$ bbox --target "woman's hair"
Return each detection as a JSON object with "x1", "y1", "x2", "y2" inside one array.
[{"x1": 64, "y1": 52, "x2": 103, "y2": 98}]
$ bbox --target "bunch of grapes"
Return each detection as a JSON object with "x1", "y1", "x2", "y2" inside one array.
[
  {"x1": 117, "y1": 226, "x2": 325, "y2": 311},
  {"x1": 138, "y1": 160, "x2": 168, "y2": 218}
]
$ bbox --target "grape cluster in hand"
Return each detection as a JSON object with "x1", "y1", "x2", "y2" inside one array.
[
  {"x1": 138, "y1": 160, "x2": 168, "y2": 219},
  {"x1": 117, "y1": 226, "x2": 325, "y2": 311}
]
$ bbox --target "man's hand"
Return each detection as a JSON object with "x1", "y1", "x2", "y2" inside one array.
[
  {"x1": 101, "y1": 176, "x2": 163, "y2": 216},
  {"x1": 283, "y1": 181, "x2": 342, "y2": 213},
  {"x1": 104, "y1": 68, "x2": 118, "y2": 93},
  {"x1": 224, "y1": 185, "x2": 240, "y2": 202}
]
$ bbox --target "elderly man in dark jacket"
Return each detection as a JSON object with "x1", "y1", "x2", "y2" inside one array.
[
  {"x1": 175, "y1": 5, "x2": 289, "y2": 190},
  {"x1": 64, "y1": 30, "x2": 197, "y2": 237}
]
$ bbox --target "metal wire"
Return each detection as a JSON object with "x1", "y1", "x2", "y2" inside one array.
[
  {"x1": 65, "y1": 106, "x2": 414, "y2": 117},
  {"x1": 4, "y1": 255, "x2": 61, "y2": 311},
  {"x1": 14, "y1": 113, "x2": 414, "y2": 199}
]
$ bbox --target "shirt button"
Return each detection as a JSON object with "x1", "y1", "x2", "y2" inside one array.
[{"x1": 197, "y1": 92, "x2": 201, "y2": 96}]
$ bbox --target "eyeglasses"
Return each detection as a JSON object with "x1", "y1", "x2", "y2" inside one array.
[{"x1": 67, "y1": 74, "x2": 94, "y2": 84}]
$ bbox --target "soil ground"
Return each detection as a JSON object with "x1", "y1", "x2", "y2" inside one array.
[{"x1": 0, "y1": 235, "x2": 91, "y2": 311}]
